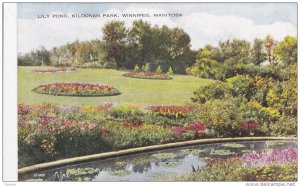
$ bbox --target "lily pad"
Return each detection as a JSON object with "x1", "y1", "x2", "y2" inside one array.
[
  {"x1": 131, "y1": 157, "x2": 151, "y2": 165},
  {"x1": 152, "y1": 152, "x2": 177, "y2": 159},
  {"x1": 115, "y1": 161, "x2": 127, "y2": 167},
  {"x1": 181, "y1": 149, "x2": 205, "y2": 155},
  {"x1": 66, "y1": 168, "x2": 100, "y2": 177},
  {"x1": 266, "y1": 141, "x2": 285, "y2": 147},
  {"x1": 110, "y1": 170, "x2": 132, "y2": 176},
  {"x1": 210, "y1": 149, "x2": 234, "y2": 156},
  {"x1": 160, "y1": 161, "x2": 180, "y2": 167},
  {"x1": 222, "y1": 143, "x2": 246, "y2": 148}
]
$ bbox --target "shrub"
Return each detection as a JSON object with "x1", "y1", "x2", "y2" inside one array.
[
  {"x1": 226, "y1": 75, "x2": 256, "y2": 101},
  {"x1": 167, "y1": 66, "x2": 174, "y2": 75},
  {"x1": 269, "y1": 116, "x2": 297, "y2": 136},
  {"x1": 191, "y1": 81, "x2": 230, "y2": 103},
  {"x1": 134, "y1": 64, "x2": 140, "y2": 72},
  {"x1": 193, "y1": 98, "x2": 244, "y2": 137},
  {"x1": 156, "y1": 65, "x2": 162, "y2": 73}
]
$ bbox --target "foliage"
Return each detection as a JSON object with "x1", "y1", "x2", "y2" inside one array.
[
  {"x1": 156, "y1": 65, "x2": 162, "y2": 73},
  {"x1": 242, "y1": 147, "x2": 297, "y2": 165},
  {"x1": 175, "y1": 157, "x2": 297, "y2": 181},
  {"x1": 147, "y1": 105, "x2": 194, "y2": 119},
  {"x1": 167, "y1": 66, "x2": 174, "y2": 75},
  {"x1": 134, "y1": 64, "x2": 140, "y2": 72},
  {"x1": 102, "y1": 21, "x2": 127, "y2": 69},
  {"x1": 191, "y1": 81, "x2": 230, "y2": 103}
]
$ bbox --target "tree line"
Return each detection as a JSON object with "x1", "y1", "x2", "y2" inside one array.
[
  {"x1": 18, "y1": 19, "x2": 297, "y2": 76},
  {"x1": 18, "y1": 20, "x2": 195, "y2": 73}
]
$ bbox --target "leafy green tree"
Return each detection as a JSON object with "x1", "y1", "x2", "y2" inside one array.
[
  {"x1": 274, "y1": 35, "x2": 297, "y2": 66},
  {"x1": 264, "y1": 35, "x2": 278, "y2": 65},
  {"x1": 102, "y1": 21, "x2": 127, "y2": 69},
  {"x1": 251, "y1": 39, "x2": 267, "y2": 66}
]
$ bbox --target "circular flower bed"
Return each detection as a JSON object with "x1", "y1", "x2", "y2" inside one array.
[
  {"x1": 32, "y1": 67, "x2": 76, "y2": 73},
  {"x1": 123, "y1": 72, "x2": 172, "y2": 80},
  {"x1": 32, "y1": 82, "x2": 121, "y2": 97}
]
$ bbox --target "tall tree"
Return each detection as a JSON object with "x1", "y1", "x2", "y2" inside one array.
[
  {"x1": 264, "y1": 35, "x2": 277, "y2": 65},
  {"x1": 274, "y1": 35, "x2": 297, "y2": 66},
  {"x1": 251, "y1": 38, "x2": 267, "y2": 66},
  {"x1": 102, "y1": 21, "x2": 127, "y2": 69}
]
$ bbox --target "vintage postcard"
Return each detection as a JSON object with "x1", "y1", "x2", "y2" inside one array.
[{"x1": 4, "y1": 2, "x2": 298, "y2": 183}]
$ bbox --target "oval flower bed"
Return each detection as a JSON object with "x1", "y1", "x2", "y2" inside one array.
[
  {"x1": 123, "y1": 72, "x2": 172, "y2": 80},
  {"x1": 32, "y1": 82, "x2": 121, "y2": 97},
  {"x1": 32, "y1": 67, "x2": 76, "y2": 73}
]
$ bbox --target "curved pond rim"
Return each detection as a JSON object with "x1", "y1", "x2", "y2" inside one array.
[{"x1": 18, "y1": 136, "x2": 297, "y2": 175}]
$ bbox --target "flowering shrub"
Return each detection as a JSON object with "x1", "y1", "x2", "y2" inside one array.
[
  {"x1": 123, "y1": 72, "x2": 172, "y2": 80},
  {"x1": 147, "y1": 105, "x2": 194, "y2": 119},
  {"x1": 172, "y1": 120, "x2": 206, "y2": 138},
  {"x1": 32, "y1": 67, "x2": 76, "y2": 73},
  {"x1": 32, "y1": 82, "x2": 121, "y2": 97},
  {"x1": 241, "y1": 122, "x2": 260, "y2": 136},
  {"x1": 242, "y1": 147, "x2": 297, "y2": 165}
]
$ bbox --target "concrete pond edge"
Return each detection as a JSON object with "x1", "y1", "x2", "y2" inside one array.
[{"x1": 18, "y1": 136, "x2": 297, "y2": 175}]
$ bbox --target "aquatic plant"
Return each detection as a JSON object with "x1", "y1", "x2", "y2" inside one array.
[
  {"x1": 242, "y1": 147, "x2": 297, "y2": 165},
  {"x1": 160, "y1": 161, "x2": 180, "y2": 167},
  {"x1": 151, "y1": 152, "x2": 177, "y2": 159},
  {"x1": 115, "y1": 161, "x2": 127, "y2": 167},
  {"x1": 66, "y1": 168, "x2": 100, "y2": 177},
  {"x1": 222, "y1": 143, "x2": 246, "y2": 148},
  {"x1": 266, "y1": 141, "x2": 285, "y2": 147},
  {"x1": 110, "y1": 170, "x2": 132, "y2": 176},
  {"x1": 210, "y1": 149, "x2": 234, "y2": 156},
  {"x1": 181, "y1": 149, "x2": 205, "y2": 155}
]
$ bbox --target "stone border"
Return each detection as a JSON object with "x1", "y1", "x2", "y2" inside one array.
[{"x1": 18, "y1": 136, "x2": 296, "y2": 175}]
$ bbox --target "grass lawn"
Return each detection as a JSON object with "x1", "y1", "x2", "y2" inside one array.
[{"x1": 18, "y1": 66, "x2": 213, "y2": 105}]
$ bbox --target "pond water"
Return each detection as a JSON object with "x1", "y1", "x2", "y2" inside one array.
[{"x1": 19, "y1": 140, "x2": 297, "y2": 181}]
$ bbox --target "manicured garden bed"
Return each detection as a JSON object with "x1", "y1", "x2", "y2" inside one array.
[
  {"x1": 123, "y1": 72, "x2": 172, "y2": 80},
  {"x1": 32, "y1": 82, "x2": 121, "y2": 97},
  {"x1": 18, "y1": 103, "x2": 296, "y2": 168},
  {"x1": 32, "y1": 67, "x2": 76, "y2": 73}
]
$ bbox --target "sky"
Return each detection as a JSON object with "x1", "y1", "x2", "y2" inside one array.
[{"x1": 17, "y1": 3, "x2": 297, "y2": 54}]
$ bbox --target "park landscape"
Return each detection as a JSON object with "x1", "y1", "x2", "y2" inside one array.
[{"x1": 17, "y1": 19, "x2": 297, "y2": 181}]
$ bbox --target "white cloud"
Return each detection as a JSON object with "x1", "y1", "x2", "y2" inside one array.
[{"x1": 18, "y1": 8, "x2": 297, "y2": 53}]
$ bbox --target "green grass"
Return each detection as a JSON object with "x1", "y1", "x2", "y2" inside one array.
[{"x1": 18, "y1": 66, "x2": 213, "y2": 105}]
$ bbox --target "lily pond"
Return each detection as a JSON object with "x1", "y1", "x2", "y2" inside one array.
[{"x1": 20, "y1": 140, "x2": 297, "y2": 182}]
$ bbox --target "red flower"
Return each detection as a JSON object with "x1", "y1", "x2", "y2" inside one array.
[{"x1": 101, "y1": 129, "x2": 109, "y2": 134}]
